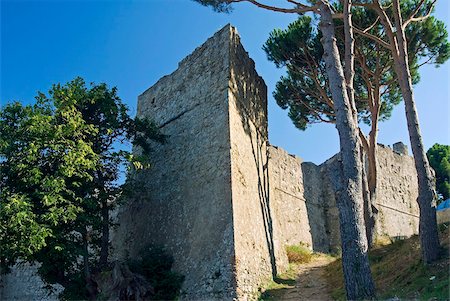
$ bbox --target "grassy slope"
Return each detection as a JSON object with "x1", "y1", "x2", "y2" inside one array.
[{"x1": 325, "y1": 223, "x2": 450, "y2": 300}]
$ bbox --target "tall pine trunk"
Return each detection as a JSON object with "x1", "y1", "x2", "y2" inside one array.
[
  {"x1": 362, "y1": 143, "x2": 377, "y2": 248},
  {"x1": 366, "y1": 103, "x2": 380, "y2": 247},
  {"x1": 391, "y1": 0, "x2": 440, "y2": 263},
  {"x1": 82, "y1": 227, "x2": 97, "y2": 300},
  {"x1": 318, "y1": 1, "x2": 376, "y2": 299},
  {"x1": 371, "y1": 0, "x2": 440, "y2": 264}
]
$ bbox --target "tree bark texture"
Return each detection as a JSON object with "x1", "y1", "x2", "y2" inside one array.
[
  {"x1": 82, "y1": 228, "x2": 97, "y2": 300},
  {"x1": 343, "y1": 0, "x2": 358, "y2": 124},
  {"x1": 366, "y1": 102, "x2": 380, "y2": 247},
  {"x1": 318, "y1": 1, "x2": 376, "y2": 299},
  {"x1": 370, "y1": 0, "x2": 440, "y2": 263},
  {"x1": 391, "y1": 0, "x2": 440, "y2": 263},
  {"x1": 366, "y1": 146, "x2": 378, "y2": 246}
]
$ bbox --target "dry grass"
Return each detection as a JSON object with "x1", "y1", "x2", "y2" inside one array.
[
  {"x1": 286, "y1": 245, "x2": 313, "y2": 264},
  {"x1": 325, "y1": 223, "x2": 450, "y2": 300}
]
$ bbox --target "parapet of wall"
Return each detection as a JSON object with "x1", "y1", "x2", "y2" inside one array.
[{"x1": 113, "y1": 25, "x2": 236, "y2": 300}]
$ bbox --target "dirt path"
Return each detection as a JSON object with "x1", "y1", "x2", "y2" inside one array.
[{"x1": 262, "y1": 256, "x2": 336, "y2": 301}]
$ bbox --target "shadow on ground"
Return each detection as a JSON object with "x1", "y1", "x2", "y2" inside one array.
[{"x1": 259, "y1": 256, "x2": 335, "y2": 301}]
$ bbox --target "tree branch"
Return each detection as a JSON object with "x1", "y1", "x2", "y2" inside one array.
[
  {"x1": 344, "y1": 0, "x2": 357, "y2": 123},
  {"x1": 286, "y1": 0, "x2": 310, "y2": 10},
  {"x1": 303, "y1": 46, "x2": 335, "y2": 108},
  {"x1": 403, "y1": 0, "x2": 436, "y2": 29},
  {"x1": 371, "y1": 0, "x2": 399, "y2": 60},
  {"x1": 363, "y1": 16, "x2": 380, "y2": 33},
  {"x1": 233, "y1": 0, "x2": 318, "y2": 13},
  {"x1": 359, "y1": 128, "x2": 370, "y2": 153},
  {"x1": 353, "y1": 26, "x2": 392, "y2": 50}
]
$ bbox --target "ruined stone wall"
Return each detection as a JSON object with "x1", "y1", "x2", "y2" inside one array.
[
  {"x1": 318, "y1": 154, "x2": 346, "y2": 253},
  {"x1": 269, "y1": 144, "x2": 420, "y2": 255},
  {"x1": 266, "y1": 146, "x2": 330, "y2": 254},
  {"x1": 300, "y1": 161, "x2": 331, "y2": 252},
  {"x1": 113, "y1": 25, "x2": 236, "y2": 300}
]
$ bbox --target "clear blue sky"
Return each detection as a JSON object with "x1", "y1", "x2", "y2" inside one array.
[{"x1": 1, "y1": 0, "x2": 449, "y2": 164}]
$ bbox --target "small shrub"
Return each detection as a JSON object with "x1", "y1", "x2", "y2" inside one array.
[
  {"x1": 286, "y1": 245, "x2": 313, "y2": 264},
  {"x1": 128, "y1": 246, "x2": 184, "y2": 300}
]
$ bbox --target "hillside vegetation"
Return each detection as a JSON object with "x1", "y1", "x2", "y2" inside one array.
[
  {"x1": 325, "y1": 223, "x2": 450, "y2": 300},
  {"x1": 259, "y1": 224, "x2": 449, "y2": 300}
]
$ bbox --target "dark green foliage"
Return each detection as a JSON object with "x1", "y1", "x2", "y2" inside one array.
[
  {"x1": 263, "y1": 13, "x2": 399, "y2": 130},
  {"x1": 128, "y1": 246, "x2": 185, "y2": 300},
  {"x1": 401, "y1": 1, "x2": 450, "y2": 68},
  {"x1": 264, "y1": 16, "x2": 338, "y2": 130},
  {"x1": 263, "y1": 1, "x2": 450, "y2": 132},
  {"x1": 0, "y1": 77, "x2": 164, "y2": 298},
  {"x1": 427, "y1": 144, "x2": 450, "y2": 200},
  {"x1": 59, "y1": 272, "x2": 90, "y2": 301}
]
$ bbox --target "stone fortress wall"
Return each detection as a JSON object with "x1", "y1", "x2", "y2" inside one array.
[
  {"x1": 271, "y1": 143, "x2": 419, "y2": 256},
  {"x1": 113, "y1": 25, "x2": 419, "y2": 300},
  {"x1": 0, "y1": 24, "x2": 420, "y2": 301},
  {"x1": 113, "y1": 25, "x2": 238, "y2": 300}
]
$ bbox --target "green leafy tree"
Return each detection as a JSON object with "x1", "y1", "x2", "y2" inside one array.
[
  {"x1": 0, "y1": 78, "x2": 164, "y2": 299},
  {"x1": 427, "y1": 144, "x2": 450, "y2": 201},
  {"x1": 0, "y1": 96, "x2": 98, "y2": 268}
]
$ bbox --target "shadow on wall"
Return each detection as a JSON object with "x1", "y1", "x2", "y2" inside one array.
[
  {"x1": 230, "y1": 34, "x2": 278, "y2": 277},
  {"x1": 301, "y1": 162, "x2": 331, "y2": 253}
]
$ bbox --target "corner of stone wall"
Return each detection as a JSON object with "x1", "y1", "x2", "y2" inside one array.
[
  {"x1": 318, "y1": 154, "x2": 343, "y2": 253},
  {"x1": 113, "y1": 24, "x2": 238, "y2": 300},
  {"x1": 227, "y1": 25, "x2": 275, "y2": 300}
]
